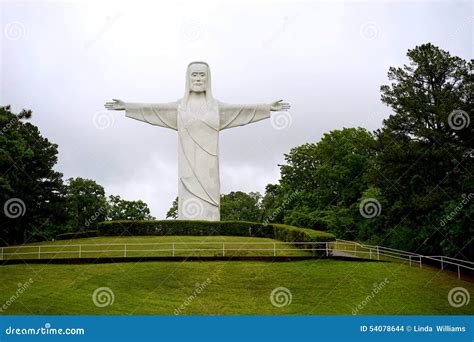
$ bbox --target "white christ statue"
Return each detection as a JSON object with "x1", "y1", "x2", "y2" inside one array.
[{"x1": 105, "y1": 61, "x2": 290, "y2": 221}]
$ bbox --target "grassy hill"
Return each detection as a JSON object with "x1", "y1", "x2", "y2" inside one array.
[
  {"x1": 2, "y1": 236, "x2": 312, "y2": 259},
  {"x1": 0, "y1": 236, "x2": 472, "y2": 315}
]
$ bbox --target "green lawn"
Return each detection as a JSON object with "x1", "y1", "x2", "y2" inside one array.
[
  {"x1": 1, "y1": 237, "x2": 473, "y2": 315},
  {"x1": 1, "y1": 236, "x2": 314, "y2": 259}
]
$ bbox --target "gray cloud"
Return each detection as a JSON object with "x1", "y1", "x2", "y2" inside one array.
[{"x1": 1, "y1": 1, "x2": 471, "y2": 217}]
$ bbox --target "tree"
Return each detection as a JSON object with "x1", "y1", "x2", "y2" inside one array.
[
  {"x1": 166, "y1": 192, "x2": 263, "y2": 221},
  {"x1": 220, "y1": 191, "x2": 262, "y2": 221},
  {"x1": 108, "y1": 195, "x2": 155, "y2": 221},
  {"x1": 275, "y1": 128, "x2": 376, "y2": 231},
  {"x1": 65, "y1": 177, "x2": 107, "y2": 231},
  {"x1": 166, "y1": 197, "x2": 178, "y2": 219},
  {"x1": 0, "y1": 106, "x2": 66, "y2": 245},
  {"x1": 374, "y1": 43, "x2": 473, "y2": 257}
]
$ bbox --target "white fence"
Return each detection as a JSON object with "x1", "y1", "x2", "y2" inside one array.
[
  {"x1": 1, "y1": 239, "x2": 473, "y2": 279},
  {"x1": 335, "y1": 239, "x2": 474, "y2": 279},
  {"x1": 0, "y1": 241, "x2": 333, "y2": 259}
]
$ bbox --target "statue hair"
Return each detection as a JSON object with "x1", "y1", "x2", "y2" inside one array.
[{"x1": 182, "y1": 61, "x2": 216, "y2": 109}]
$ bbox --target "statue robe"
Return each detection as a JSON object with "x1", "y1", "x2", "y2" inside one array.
[{"x1": 125, "y1": 101, "x2": 271, "y2": 221}]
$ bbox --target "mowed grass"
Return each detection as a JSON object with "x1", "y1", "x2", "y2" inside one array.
[
  {"x1": 0, "y1": 255, "x2": 473, "y2": 315},
  {"x1": 2, "y1": 236, "x2": 314, "y2": 259}
]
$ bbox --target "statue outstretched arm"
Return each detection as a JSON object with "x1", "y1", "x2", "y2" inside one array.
[
  {"x1": 105, "y1": 99, "x2": 178, "y2": 130},
  {"x1": 219, "y1": 99, "x2": 290, "y2": 130}
]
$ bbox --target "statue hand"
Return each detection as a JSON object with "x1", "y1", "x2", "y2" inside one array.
[
  {"x1": 270, "y1": 99, "x2": 291, "y2": 111},
  {"x1": 105, "y1": 99, "x2": 126, "y2": 111}
]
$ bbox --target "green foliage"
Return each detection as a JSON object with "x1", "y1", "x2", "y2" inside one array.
[
  {"x1": 266, "y1": 127, "x2": 376, "y2": 237},
  {"x1": 166, "y1": 197, "x2": 178, "y2": 219},
  {"x1": 65, "y1": 177, "x2": 108, "y2": 231},
  {"x1": 97, "y1": 220, "x2": 335, "y2": 251},
  {"x1": 220, "y1": 191, "x2": 262, "y2": 221},
  {"x1": 373, "y1": 43, "x2": 473, "y2": 258},
  {"x1": 56, "y1": 230, "x2": 98, "y2": 240},
  {"x1": 3, "y1": 43, "x2": 471, "y2": 263},
  {"x1": 0, "y1": 106, "x2": 66, "y2": 245},
  {"x1": 167, "y1": 192, "x2": 264, "y2": 221},
  {"x1": 262, "y1": 44, "x2": 473, "y2": 259},
  {"x1": 107, "y1": 195, "x2": 155, "y2": 221}
]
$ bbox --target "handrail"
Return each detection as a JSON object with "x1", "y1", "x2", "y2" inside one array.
[
  {"x1": 0, "y1": 241, "x2": 331, "y2": 261},
  {"x1": 335, "y1": 239, "x2": 473, "y2": 279},
  {"x1": 2, "y1": 239, "x2": 472, "y2": 280},
  {"x1": 2, "y1": 241, "x2": 328, "y2": 249}
]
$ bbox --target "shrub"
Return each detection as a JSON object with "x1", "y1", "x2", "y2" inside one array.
[
  {"x1": 97, "y1": 220, "x2": 336, "y2": 255},
  {"x1": 56, "y1": 230, "x2": 98, "y2": 240}
]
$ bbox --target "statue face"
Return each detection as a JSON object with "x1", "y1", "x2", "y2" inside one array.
[{"x1": 189, "y1": 63, "x2": 208, "y2": 93}]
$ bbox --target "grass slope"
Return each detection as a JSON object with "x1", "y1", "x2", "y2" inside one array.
[
  {"x1": 2, "y1": 236, "x2": 312, "y2": 259},
  {"x1": 0, "y1": 237, "x2": 472, "y2": 315}
]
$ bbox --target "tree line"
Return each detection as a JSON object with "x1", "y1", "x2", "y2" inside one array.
[
  {"x1": 168, "y1": 44, "x2": 472, "y2": 259},
  {"x1": 1, "y1": 44, "x2": 472, "y2": 260},
  {"x1": 0, "y1": 107, "x2": 154, "y2": 246}
]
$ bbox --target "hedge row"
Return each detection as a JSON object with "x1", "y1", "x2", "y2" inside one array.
[
  {"x1": 97, "y1": 220, "x2": 335, "y2": 245},
  {"x1": 56, "y1": 230, "x2": 98, "y2": 240}
]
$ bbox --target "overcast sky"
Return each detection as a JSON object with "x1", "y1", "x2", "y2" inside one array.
[{"x1": 1, "y1": 0, "x2": 472, "y2": 218}]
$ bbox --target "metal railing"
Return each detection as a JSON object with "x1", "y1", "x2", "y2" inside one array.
[
  {"x1": 0, "y1": 241, "x2": 333, "y2": 260},
  {"x1": 2, "y1": 239, "x2": 472, "y2": 279},
  {"x1": 334, "y1": 239, "x2": 474, "y2": 279}
]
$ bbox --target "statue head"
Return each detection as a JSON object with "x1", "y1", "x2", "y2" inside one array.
[
  {"x1": 185, "y1": 61, "x2": 212, "y2": 97},
  {"x1": 189, "y1": 62, "x2": 208, "y2": 93},
  {"x1": 182, "y1": 61, "x2": 216, "y2": 110}
]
